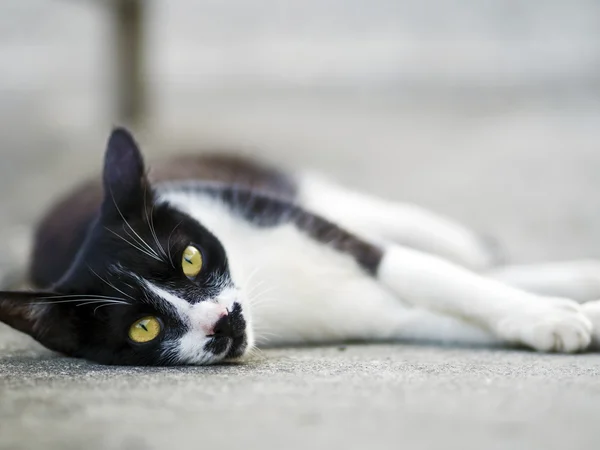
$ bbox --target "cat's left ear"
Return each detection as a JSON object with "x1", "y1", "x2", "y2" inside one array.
[
  {"x1": 0, "y1": 291, "x2": 78, "y2": 355},
  {"x1": 101, "y1": 127, "x2": 152, "y2": 219}
]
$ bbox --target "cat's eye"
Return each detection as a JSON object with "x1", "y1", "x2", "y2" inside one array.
[
  {"x1": 129, "y1": 316, "x2": 161, "y2": 343},
  {"x1": 182, "y1": 245, "x2": 203, "y2": 279}
]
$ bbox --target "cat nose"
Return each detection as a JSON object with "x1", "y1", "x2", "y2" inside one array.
[{"x1": 212, "y1": 312, "x2": 232, "y2": 338}]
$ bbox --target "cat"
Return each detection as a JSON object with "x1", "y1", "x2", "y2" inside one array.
[{"x1": 1, "y1": 127, "x2": 600, "y2": 365}]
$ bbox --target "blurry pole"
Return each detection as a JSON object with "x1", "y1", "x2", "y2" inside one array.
[{"x1": 110, "y1": 0, "x2": 147, "y2": 129}]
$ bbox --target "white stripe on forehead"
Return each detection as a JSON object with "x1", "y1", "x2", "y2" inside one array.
[{"x1": 144, "y1": 281, "x2": 191, "y2": 315}]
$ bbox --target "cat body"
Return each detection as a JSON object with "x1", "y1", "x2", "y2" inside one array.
[{"x1": 2, "y1": 128, "x2": 600, "y2": 365}]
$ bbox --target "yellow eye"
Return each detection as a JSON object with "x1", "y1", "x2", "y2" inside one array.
[
  {"x1": 129, "y1": 316, "x2": 161, "y2": 343},
  {"x1": 182, "y1": 245, "x2": 203, "y2": 278}
]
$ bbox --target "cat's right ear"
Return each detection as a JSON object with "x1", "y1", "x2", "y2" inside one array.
[
  {"x1": 101, "y1": 127, "x2": 151, "y2": 219},
  {"x1": 0, "y1": 291, "x2": 78, "y2": 355}
]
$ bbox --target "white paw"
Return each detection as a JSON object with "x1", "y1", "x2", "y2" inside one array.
[
  {"x1": 496, "y1": 297, "x2": 592, "y2": 353},
  {"x1": 581, "y1": 300, "x2": 600, "y2": 350}
]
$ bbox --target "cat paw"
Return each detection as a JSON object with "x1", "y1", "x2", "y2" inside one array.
[
  {"x1": 581, "y1": 300, "x2": 600, "y2": 350},
  {"x1": 496, "y1": 298, "x2": 592, "y2": 353}
]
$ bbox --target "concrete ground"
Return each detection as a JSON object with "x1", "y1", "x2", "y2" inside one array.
[
  {"x1": 1, "y1": 1, "x2": 600, "y2": 449},
  {"x1": 2, "y1": 346, "x2": 600, "y2": 450}
]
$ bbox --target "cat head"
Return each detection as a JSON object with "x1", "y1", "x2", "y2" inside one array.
[{"x1": 0, "y1": 128, "x2": 253, "y2": 365}]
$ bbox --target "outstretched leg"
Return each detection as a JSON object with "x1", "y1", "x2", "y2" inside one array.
[
  {"x1": 297, "y1": 173, "x2": 600, "y2": 303},
  {"x1": 376, "y1": 245, "x2": 592, "y2": 353}
]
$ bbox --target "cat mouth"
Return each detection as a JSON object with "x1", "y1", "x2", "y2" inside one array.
[{"x1": 202, "y1": 333, "x2": 247, "y2": 362}]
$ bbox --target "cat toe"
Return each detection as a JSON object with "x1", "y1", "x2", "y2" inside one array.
[{"x1": 496, "y1": 300, "x2": 592, "y2": 353}]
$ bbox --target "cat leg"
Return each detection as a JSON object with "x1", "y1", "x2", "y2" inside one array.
[
  {"x1": 377, "y1": 245, "x2": 592, "y2": 353},
  {"x1": 488, "y1": 261, "x2": 600, "y2": 348},
  {"x1": 297, "y1": 173, "x2": 498, "y2": 271},
  {"x1": 488, "y1": 260, "x2": 600, "y2": 302}
]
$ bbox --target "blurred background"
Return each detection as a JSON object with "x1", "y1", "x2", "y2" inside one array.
[
  {"x1": 2, "y1": 3, "x2": 600, "y2": 449},
  {"x1": 1, "y1": 0, "x2": 600, "y2": 277}
]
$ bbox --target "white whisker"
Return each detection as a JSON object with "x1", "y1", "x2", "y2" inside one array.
[
  {"x1": 246, "y1": 280, "x2": 267, "y2": 298},
  {"x1": 243, "y1": 266, "x2": 263, "y2": 287},
  {"x1": 167, "y1": 220, "x2": 184, "y2": 268},
  {"x1": 109, "y1": 188, "x2": 162, "y2": 258},
  {"x1": 76, "y1": 300, "x2": 129, "y2": 307},
  {"x1": 105, "y1": 227, "x2": 163, "y2": 262},
  {"x1": 253, "y1": 331, "x2": 280, "y2": 342},
  {"x1": 87, "y1": 266, "x2": 135, "y2": 301},
  {"x1": 145, "y1": 186, "x2": 168, "y2": 260},
  {"x1": 123, "y1": 227, "x2": 164, "y2": 261},
  {"x1": 248, "y1": 287, "x2": 278, "y2": 302},
  {"x1": 33, "y1": 294, "x2": 129, "y2": 302},
  {"x1": 93, "y1": 302, "x2": 130, "y2": 314},
  {"x1": 31, "y1": 299, "x2": 128, "y2": 306}
]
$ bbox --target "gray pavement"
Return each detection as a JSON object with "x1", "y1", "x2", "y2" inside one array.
[
  {"x1": 1, "y1": 1, "x2": 600, "y2": 449},
  {"x1": 2, "y1": 345, "x2": 600, "y2": 450}
]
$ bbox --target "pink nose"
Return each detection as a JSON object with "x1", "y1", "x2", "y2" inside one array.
[{"x1": 204, "y1": 308, "x2": 229, "y2": 336}]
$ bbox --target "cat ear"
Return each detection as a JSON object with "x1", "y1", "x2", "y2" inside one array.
[
  {"x1": 0, "y1": 291, "x2": 78, "y2": 355},
  {"x1": 101, "y1": 127, "x2": 151, "y2": 218}
]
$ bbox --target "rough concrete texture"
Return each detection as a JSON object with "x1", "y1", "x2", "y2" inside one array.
[
  {"x1": 1, "y1": 1, "x2": 600, "y2": 449},
  {"x1": 2, "y1": 345, "x2": 600, "y2": 450}
]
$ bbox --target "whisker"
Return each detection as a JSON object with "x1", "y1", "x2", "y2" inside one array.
[
  {"x1": 248, "y1": 300, "x2": 276, "y2": 312},
  {"x1": 93, "y1": 302, "x2": 130, "y2": 315},
  {"x1": 108, "y1": 187, "x2": 161, "y2": 258},
  {"x1": 118, "y1": 279, "x2": 136, "y2": 290},
  {"x1": 123, "y1": 227, "x2": 164, "y2": 261},
  {"x1": 253, "y1": 331, "x2": 279, "y2": 342},
  {"x1": 31, "y1": 299, "x2": 128, "y2": 306},
  {"x1": 76, "y1": 300, "x2": 129, "y2": 307},
  {"x1": 105, "y1": 227, "x2": 163, "y2": 262},
  {"x1": 246, "y1": 280, "x2": 267, "y2": 298},
  {"x1": 248, "y1": 287, "x2": 278, "y2": 302},
  {"x1": 167, "y1": 220, "x2": 183, "y2": 268},
  {"x1": 151, "y1": 203, "x2": 168, "y2": 259},
  {"x1": 144, "y1": 185, "x2": 168, "y2": 260},
  {"x1": 87, "y1": 266, "x2": 135, "y2": 301},
  {"x1": 242, "y1": 266, "x2": 265, "y2": 293},
  {"x1": 247, "y1": 292, "x2": 279, "y2": 311},
  {"x1": 32, "y1": 294, "x2": 129, "y2": 302},
  {"x1": 247, "y1": 343, "x2": 265, "y2": 355},
  {"x1": 244, "y1": 346, "x2": 267, "y2": 362}
]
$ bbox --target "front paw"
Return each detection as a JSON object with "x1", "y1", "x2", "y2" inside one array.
[
  {"x1": 581, "y1": 300, "x2": 600, "y2": 350},
  {"x1": 496, "y1": 298, "x2": 592, "y2": 353}
]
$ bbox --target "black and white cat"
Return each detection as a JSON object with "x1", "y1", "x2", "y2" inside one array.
[{"x1": 2, "y1": 128, "x2": 600, "y2": 365}]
